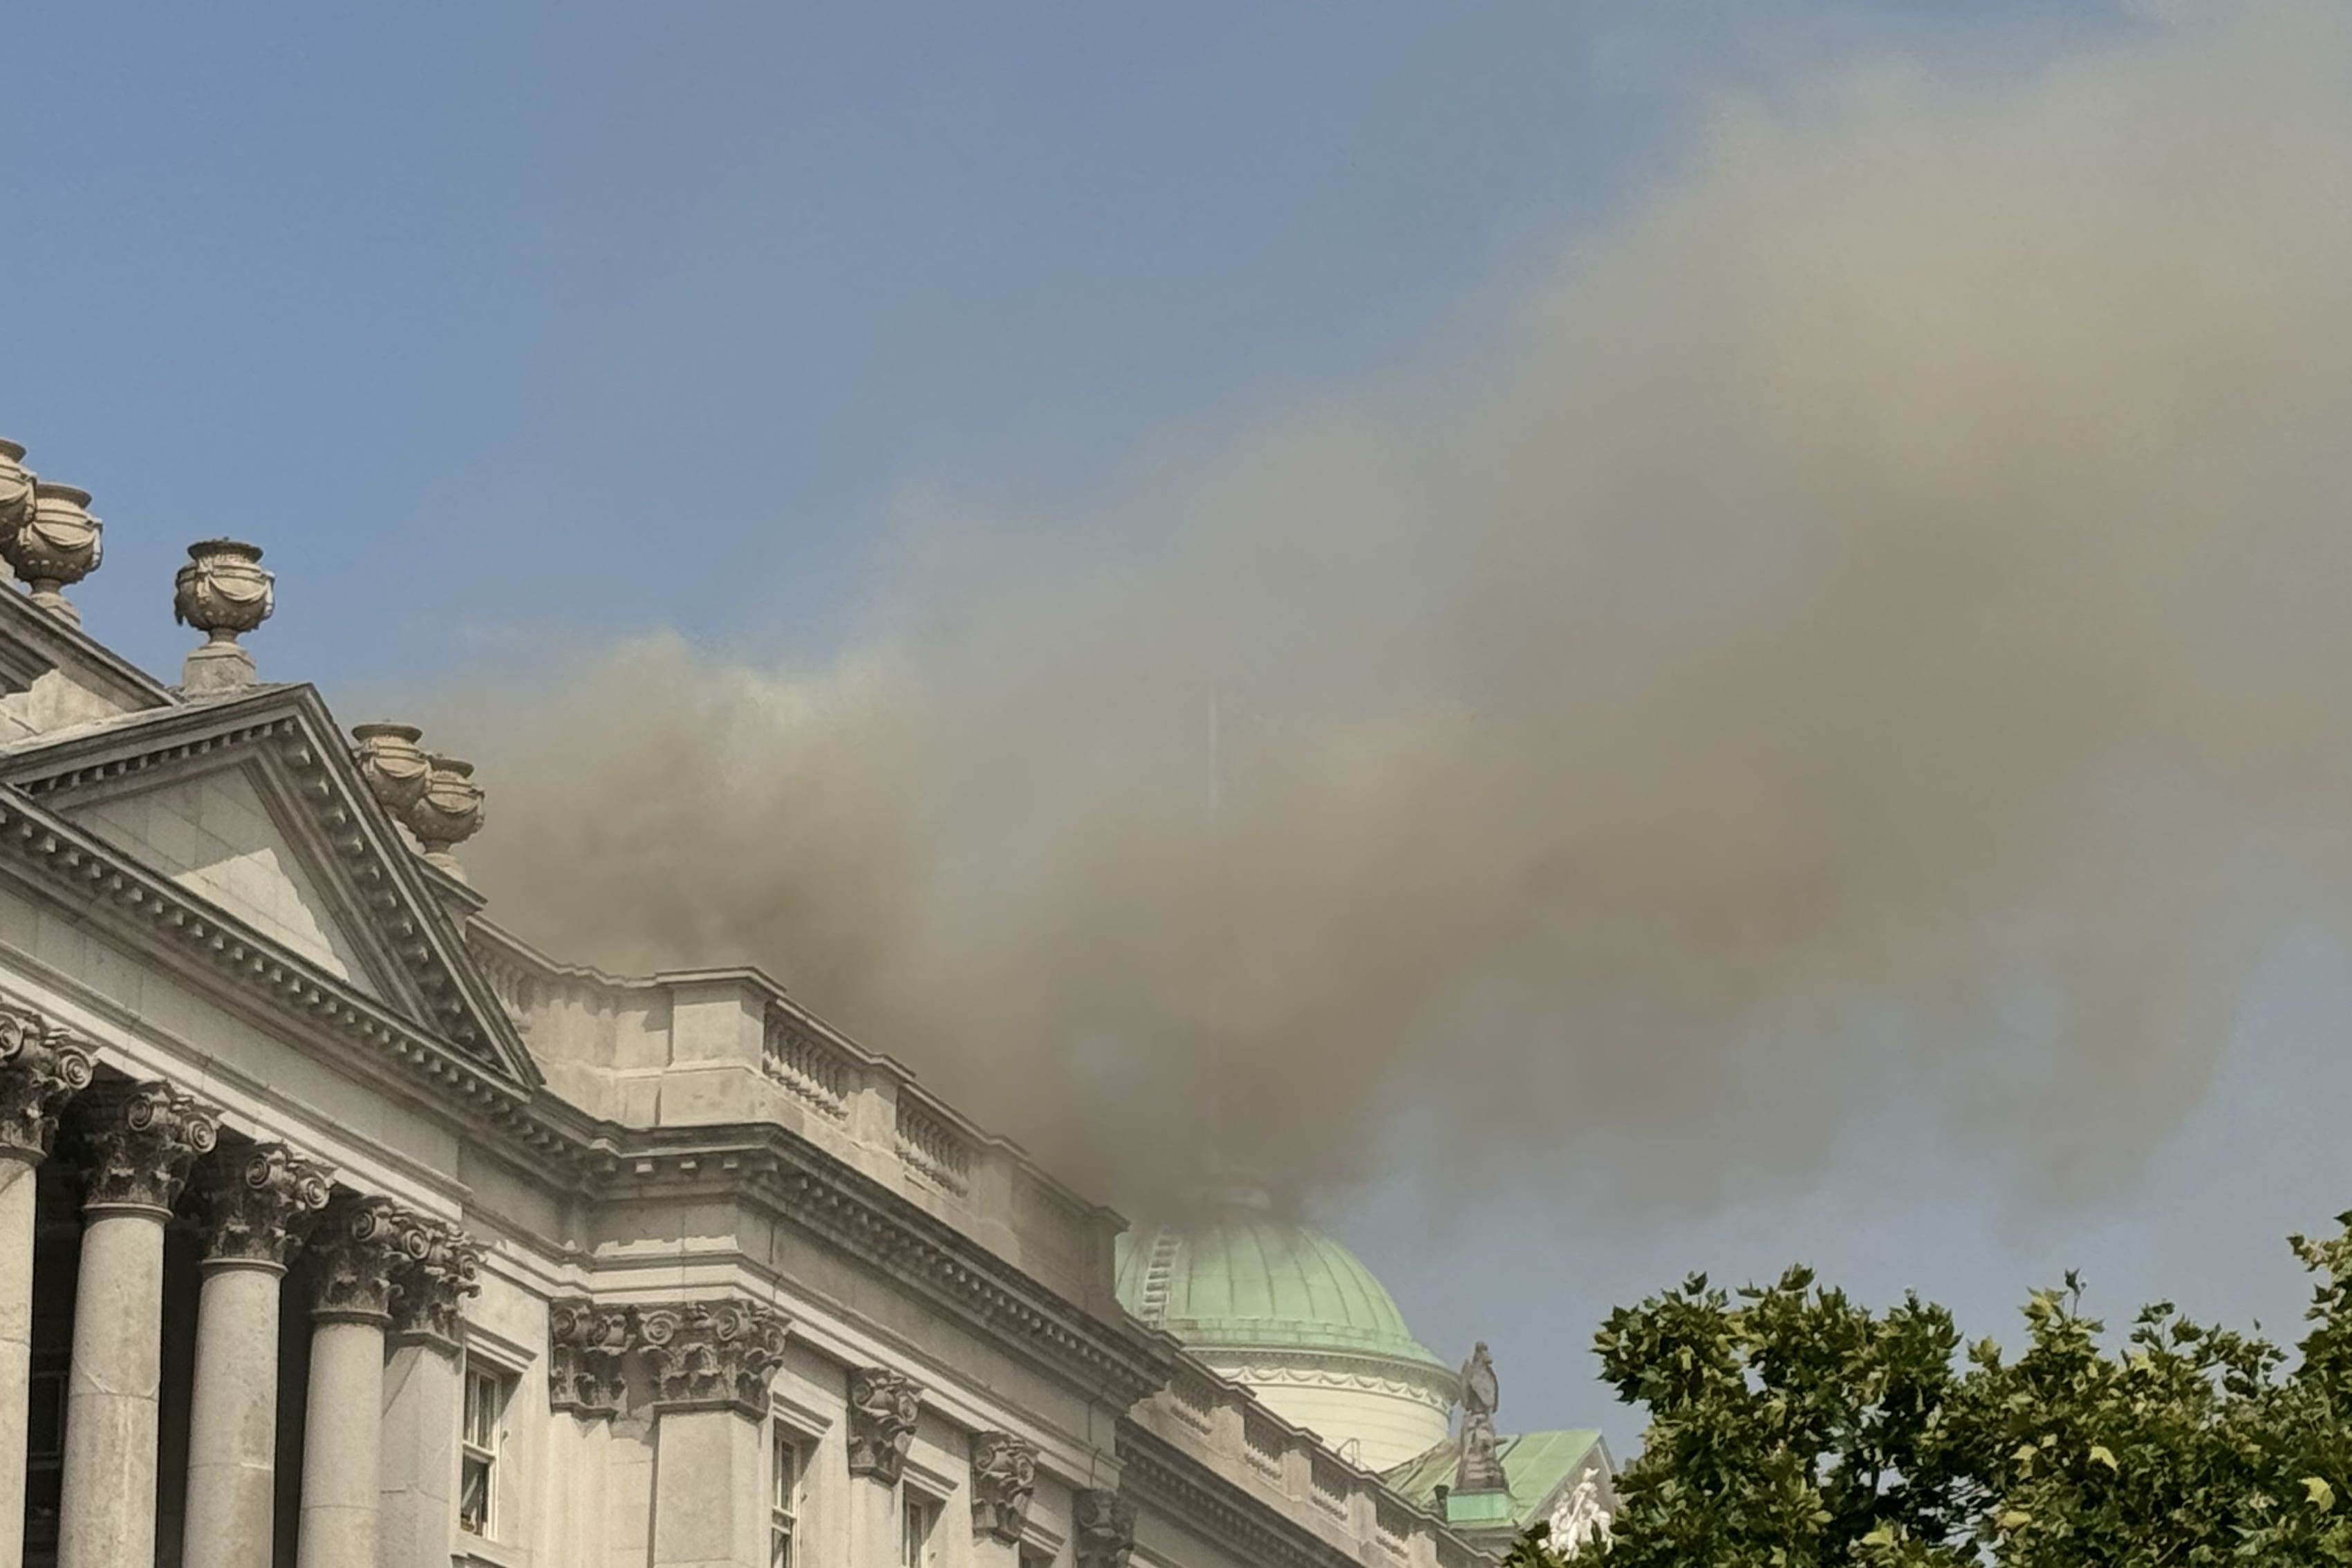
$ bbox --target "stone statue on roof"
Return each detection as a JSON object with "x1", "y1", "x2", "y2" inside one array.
[{"x1": 1456, "y1": 1341, "x2": 1508, "y2": 1494}]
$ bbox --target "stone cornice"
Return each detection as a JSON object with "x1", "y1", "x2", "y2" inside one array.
[
  {"x1": 0, "y1": 786, "x2": 578, "y2": 1165},
  {"x1": 584, "y1": 1127, "x2": 1179, "y2": 1410},
  {"x1": 1116, "y1": 1421, "x2": 1478, "y2": 1568},
  {"x1": 0, "y1": 687, "x2": 536, "y2": 1086}
]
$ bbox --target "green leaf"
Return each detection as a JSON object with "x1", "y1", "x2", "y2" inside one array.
[{"x1": 2308, "y1": 1477, "x2": 2337, "y2": 1512}]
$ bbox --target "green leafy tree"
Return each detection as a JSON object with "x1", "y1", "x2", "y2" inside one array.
[{"x1": 1509, "y1": 1215, "x2": 2352, "y2": 1567}]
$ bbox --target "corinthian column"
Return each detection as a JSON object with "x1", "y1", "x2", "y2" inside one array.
[
  {"x1": 0, "y1": 1007, "x2": 92, "y2": 1568},
  {"x1": 183, "y1": 1146, "x2": 330, "y2": 1568},
  {"x1": 380, "y1": 1219, "x2": 481, "y2": 1567},
  {"x1": 296, "y1": 1196, "x2": 428, "y2": 1568},
  {"x1": 55, "y1": 1081, "x2": 219, "y2": 1568},
  {"x1": 639, "y1": 1300, "x2": 792, "y2": 1568}
]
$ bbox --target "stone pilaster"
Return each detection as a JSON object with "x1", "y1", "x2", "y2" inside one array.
[
  {"x1": 846, "y1": 1366, "x2": 924, "y2": 1486},
  {"x1": 0, "y1": 1004, "x2": 89, "y2": 1568},
  {"x1": 183, "y1": 1146, "x2": 332, "y2": 1568},
  {"x1": 970, "y1": 1430, "x2": 1039, "y2": 1545},
  {"x1": 381, "y1": 1217, "x2": 482, "y2": 1568},
  {"x1": 1073, "y1": 1489, "x2": 1137, "y2": 1568},
  {"x1": 548, "y1": 1298, "x2": 631, "y2": 1418},
  {"x1": 386, "y1": 1217, "x2": 483, "y2": 1350},
  {"x1": 296, "y1": 1196, "x2": 431, "y2": 1568},
  {"x1": 55, "y1": 1082, "x2": 219, "y2": 1568},
  {"x1": 637, "y1": 1299, "x2": 792, "y2": 1419},
  {"x1": 639, "y1": 1300, "x2": 790, "y2": 1568}
]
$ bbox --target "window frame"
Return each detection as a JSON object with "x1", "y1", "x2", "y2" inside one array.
[
  {"x1": 458, "y1": 1355, "x2": 516, "y2": 1540},
  {"x1": 769, "y1": 1420, "x2": 801, "y2": 1568},
  {"x1": 901, "y1": 1489, "x2": 940, "y2": 1568}
]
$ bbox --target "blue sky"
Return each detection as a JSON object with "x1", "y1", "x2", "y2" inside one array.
[{"x1": 24, "y1": 1, "x2": 2344, "y2": 1449}]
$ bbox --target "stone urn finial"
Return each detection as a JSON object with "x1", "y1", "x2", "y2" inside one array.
[
  {"x1": 406, "y1": 755, "x2": 485, "y2": 878},
  {"x1": 174, "y1": 539, "x2": 274, "y2": 692},
  {"x1": 350, "y1": 722, "x2": 432, "y2": 814},
  {"x1": 1, "y1": 483, "x2": 104, "y2": 624},
  {"x1": 0, "y1": 440, "x2": 35, "y2": 541}
]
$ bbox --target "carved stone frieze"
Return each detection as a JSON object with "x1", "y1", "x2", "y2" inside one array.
[
  {"x1": 846, "y1": 1366, "x2": 924, "y2": 1486},
  {"x1": 1073, "y1": 1488, "x2": 1137, "y2": 1568},
  {"x1": 199, "y1": 1144, "x2": 333, "y2": 1269},
  {"x1": 0, "y1": 1003, "x2": 93, "y2": 1162},
  {"x1": 547, "y1": 1298, "x2": 633, "y2": 1418},
  {"x1": 635, "y1": 1299, "x2": 792, "y2": 1420},
  {"x1": 969, "y1": 1431, "x2": 1039, "y2": 1544},
  {"x1": 388, "y1": 1217, "x2": 485, "y2": 1350},
  {"x1": 306, "y1": 1195, "x2": 433, "y2": 1324},
  {"x1": 79, "y1": 1080, "x2": 218, "y2": 1214}
]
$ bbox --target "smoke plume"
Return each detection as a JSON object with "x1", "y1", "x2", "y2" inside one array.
[{"x1": 428, "y1": 3, "x2": 2352, "y2": 1217}]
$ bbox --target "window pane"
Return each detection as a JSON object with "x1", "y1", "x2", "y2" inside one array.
[{"x1": 458, "y1": 1457, "x2": 491, "y2": 1534}]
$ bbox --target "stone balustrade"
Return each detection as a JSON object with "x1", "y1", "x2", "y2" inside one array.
[
  {"x1": 1128, "y1": 1353, "x2": 1468, "y2": 1568},
  {"x1": 465, "y1": 931, "x2": 1122, "y2": 1313}
]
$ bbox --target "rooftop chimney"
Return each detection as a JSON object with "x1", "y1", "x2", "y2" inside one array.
[
  {"x1": 173, "y1": 539, "x2": 274, "y2": 692},
  {"x1": 1, "y1": 482, "x2": 104, "y2": 624}
]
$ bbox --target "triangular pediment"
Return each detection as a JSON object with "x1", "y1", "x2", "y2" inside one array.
[{"x1": 0, "y1": 686, "x2": 538, "y2": 1087}]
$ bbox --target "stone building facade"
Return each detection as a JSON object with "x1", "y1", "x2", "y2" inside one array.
[{"x1": 0, "y1": 442, "x2": 1508, "y2": 1567}]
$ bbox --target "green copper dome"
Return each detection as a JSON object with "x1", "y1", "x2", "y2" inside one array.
[{"x1": 1115, "y1": 1211, "x2": 1448, "y2": 1369}]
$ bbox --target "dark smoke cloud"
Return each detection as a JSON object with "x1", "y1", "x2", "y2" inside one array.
[{"x1": 424, "y1": 3, "x2": 2352, "y2": 1218}]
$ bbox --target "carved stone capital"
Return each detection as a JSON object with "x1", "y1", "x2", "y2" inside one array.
[
  {"x1": 0, "y1": 1005, "x2": 93, "y2": 1162},
  {"x1": 79, "y1": 1080, "x2": 218, "y2": 1215},
  {"x1": 970, "y1": 1431, "x2": 1039, "y2": 1544},
  {"x1": 198, "y1": 1144, "x2": 332, "y2": 1269},
  {"x1": 635, "y1": 1299, "x2": 791, "y2": 1420},
  {"x1": 388, "y1": 1217, "x2": 484, "y2": 1350},
  {"x1": 548, "y1": 1298, "x2": 633, "y2": 1419},
  {"x1": 1073, "y1": 1489, "x2": 1137, "y2": 1568},
  {"x1": 846, "y1": 1366, "x2": 924, "y2": 1486},
  {"x1": 306, "y1": 1195, "x2": 433, "y2": 1324}
]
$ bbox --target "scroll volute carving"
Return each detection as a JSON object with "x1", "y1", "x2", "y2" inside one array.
[
  {"x1": 0, "y1": 1004, "x2": 93, "y2": 1161},
  {"x1": 970, "y1": 1430, "x2": 1040, "y2": 1544},
  {"x1": 548, "y1": 1298, "x2": 633, "y2": 1419},
  {"x1": 1073, "y1": 1488, "x2": 1137, "y2": 1568},
  {"x1": 846, "y1": 1366, "x2": 924, "y2": 1486}
]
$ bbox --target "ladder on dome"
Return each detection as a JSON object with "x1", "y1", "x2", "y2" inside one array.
[{"x1": 1137, "y1": 1231, "x2": 1183, "y2": 1325}]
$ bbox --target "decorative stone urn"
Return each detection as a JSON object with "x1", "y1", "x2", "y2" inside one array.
[
  {"x1": 1, "y1": 483, "x2": 103, "y2": 624},
  {"x1": 350, "y1": 722, "x2": 432, "y2": 814},
  {"x1": 174, "y1": 539, "x2": 274, "y2": 691},
  {"x1": 407, "y1": 755, "x2": 485, "y2": 877},
  {"x1": 0, "y1": 440, "x2": 35, "y2": 539}
]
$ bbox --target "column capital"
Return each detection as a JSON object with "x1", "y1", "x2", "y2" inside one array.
[
  {"x1": 970, "y1": 1431, "x2": 1040, "y2": 1544},
  {"x1": 635, "y1": 1298, "x2": 791, "y2": 1421},
  {"x1": 80, "y1": 1079, "x2": 218, "y2": 1215},
  {"x1": 547, "y1": 1298, "x2": 632, "y2": 1419},
  {"x1": 306, "y1": 1195, "x2": 432, "y2": 1324},
  {"x1": 198, "y1": 1143, "x2": 333, "y2": 1270},
  {"x1": 387, "y1": 1217, "x2": 483, "y2": 1350},
  {"x1": 1073, "y1": 1489, "x2": 1137, "y2": 1568},
  {"x1": 0, "y1": 1002, "x2": 93, "y2": 1162},
  {"x1": 846, "y1": 1365, "x2": 924, "y2": 1486}
]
